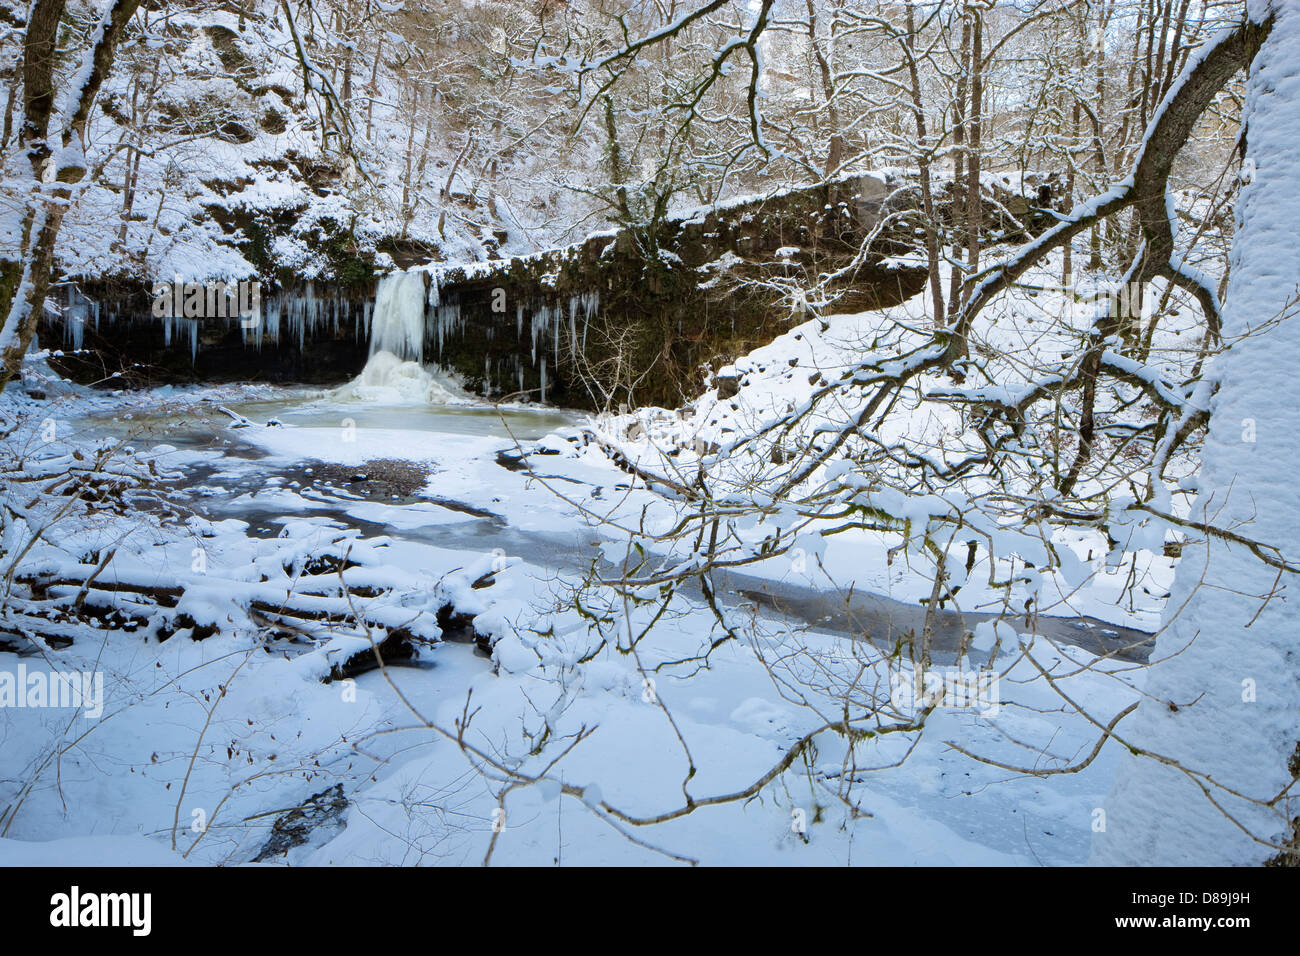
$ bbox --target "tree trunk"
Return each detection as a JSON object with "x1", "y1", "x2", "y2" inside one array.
[
  {"x1": 1094, "y1": 0, "x2": 1297, "y2": 865},
  {"x1": 946, "y1": 9, "x2": 971, "y2": 319},
  {"x1": 0, "y1": 0, "x2": 141, "y2": 388},
  {"x1": 903, "y1": 4, "x2": 945, "y2": 327},
  {"x1": 963, "y1": 8, "x2": 983, "y2": 285}
]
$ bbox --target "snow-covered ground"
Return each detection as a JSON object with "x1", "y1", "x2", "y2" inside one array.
[{"x1": 0, "y1": 307, "x2": 1162, "y2": 865}]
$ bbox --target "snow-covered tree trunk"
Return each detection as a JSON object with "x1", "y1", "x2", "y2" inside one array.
[
  {"x1": 0, "y1": 0, "x2": 141, "y2": 389},
  {"x1": 1093, "y1": 0, "x2": 1299, "y2": 866}
]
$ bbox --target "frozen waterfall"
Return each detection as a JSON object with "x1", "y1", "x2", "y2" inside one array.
[
  {"x1": 368, "y1": 269, "x2": 428, "y2": 363},
  {"x1": 336, "y1": 270, "x2": 465, "y2": 404}
]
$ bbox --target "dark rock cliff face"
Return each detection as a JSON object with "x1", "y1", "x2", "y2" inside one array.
[
  {"x1": 37, "y1": 173, "x2": 1054, "y2": 409},
  {"x1": 424, "y1": 173, "x2": 929, "y2": 409},
  {"x1": 38, "y1": 280, "x2": 372, "y2": 387}
]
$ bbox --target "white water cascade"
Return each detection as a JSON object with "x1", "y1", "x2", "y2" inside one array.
[
  {"x1": 368, "y1": 269, "x2": 427, "y2": 363},
  {"x1": 336, "y1": 270, "x2": 464, "y2": 404}
]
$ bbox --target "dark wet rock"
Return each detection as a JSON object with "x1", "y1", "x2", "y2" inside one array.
[
  {"x1": 252, "y1": 784, "x2": 348, "y2": 862},
  {"x1": 288, "y1": 551, "x2": 361, "y2": 577},
  {"x1": 424, "y1": 498, "x2": 499, "y2": 520},
  {"x1": 324, "y1": 628, "x2": 416, "y2": 682},
  {"x1": 307, "y1": 458, "x2": 430, "y2": 500},
  {"x1": 436, "y1": 604, "x2": 477, "y2": 642},
  {"x1": 217, "y1": 120, "x2": 255, "y2": 144},
  {"x1": 715, "y1": 374, "x2": 741, "y2": 399},
  {"x1": 437, "y1": 604, "x2": 492, "y2": 656},
  {"x1": 163, "y1": 613, "x2": 218, "y2": 642},
  {"x1": 0, "y1": 635, "x2": 22, "y2": 654},
  {"x1": 495, "y1": 449, "x2": 528, "y2": 472},
  {"x1": 259, "y1": 107, "x2": 287, "y2": 134}
]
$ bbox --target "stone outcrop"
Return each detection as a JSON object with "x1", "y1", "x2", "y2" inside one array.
[{"x1": 37, "y1": 172, "x2": 1054, "y2": 409}]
